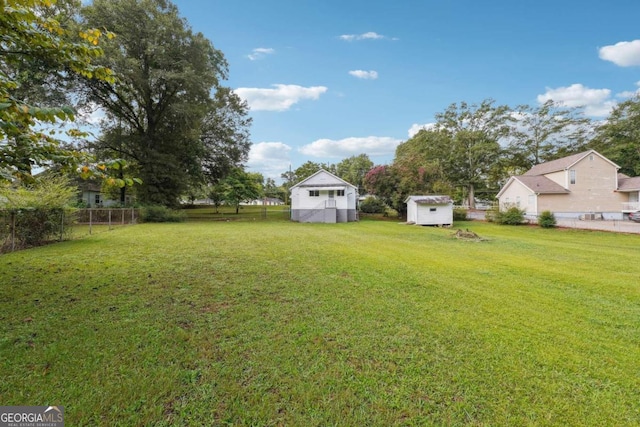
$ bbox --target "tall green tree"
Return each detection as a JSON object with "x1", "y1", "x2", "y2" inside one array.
[
  {"x1": 507, "y1": 100, "x2": 591, "y2": 172},
  {"x1": 290, "y1": 161, "x2": 328, "y2": 184},
  {"x1": 80, "y1": 0, "x2": 239, "y2": 206},
  {"x1": 0, "y1": 0, "x2": 114, "y2": 182},
  {"x1": 200, "y1": 87, "x2": 252, "y2": 185},
  {"x1": 434, "y1": 99, "x2": 512, "y2": 208},
  {"x1": 591, "y1": 96, "x2": 640, "y2": 176},
  {"x1": 335, "y1": 154, "x2": 373, "y2": 193},
  {"x1": 219, "y1": 169, "x2": 263, "y2": 214},
  {"x1": 393, "y1": 129, "x2": 453, "y2": 201}
]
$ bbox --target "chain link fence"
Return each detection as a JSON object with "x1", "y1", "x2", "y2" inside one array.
[{"x1": 1, "y1": 208, "x2": 139, "y2": 254}]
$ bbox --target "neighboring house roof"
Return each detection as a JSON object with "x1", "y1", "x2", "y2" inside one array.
[
  {"x1": 516, "y1": 176, "x2": 569, "y2": 194},
  {"x1": 618, "y1": 176, "x2": 640, "y2": 192},
  {"x1": 524, "y1": 150, "x2": 619, "y2": 176},
  {"x1": 496, "y1": 175, "x2": 569, "y2": 198},
  {"x1": 404, "y1": 195, "x2": 452, "y2": 204},
  {"x1": 290, "y1": 169, "x2": 357, "y2": 191}
]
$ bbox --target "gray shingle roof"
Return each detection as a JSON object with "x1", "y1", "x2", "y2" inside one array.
[
  {"x1": 619, "y1": 176, "x2": 640, "y2": 191},
  {"x1": 514, "y1": 175, "x2": 570, "y2": 194},
  {"x1": 524, "y1": 151, "x2": 592, "y2": 176},
  {"x1": 405, "y1": 195, "x2": 452, "y2": 204}
]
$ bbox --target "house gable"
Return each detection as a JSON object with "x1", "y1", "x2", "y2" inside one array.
[
  {"x1": 524, "y1": 150, "x2": 619, "y2": 176},
  {"x1": 291, "y1": 169, "x2": 357, "y2": 191}
]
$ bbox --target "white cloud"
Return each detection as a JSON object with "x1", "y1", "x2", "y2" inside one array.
[
  {"x1": 299, "y1": 136, "x2": 402, "y2": 158},
  {"x1": 616, "y1": 81, "x2": 640, "y2": 99},
  {"x1": 247, "y1": 47, "x2": 275, "y2": 61},
  {"x1": 537, "y1": 84, "x2": 615, "y2": 117},
  {"x1": 599, "y1": 40, "x2": 640, "y2": 67},
  {"x1": 234, "y1": 84, "x2": 328, "y2": 112},
  {"x1": 339, "y1": 31, "x2": 386, "y2": 41},
  {"x1": 407, "y1": 122, "x2": 436, "y2": 137},
  {"x1": 348, "y1": 70, "x2": 378, "y2": 80},
  {"x1": 246, "y1": 142, "x2": 292, "y2": 178}
]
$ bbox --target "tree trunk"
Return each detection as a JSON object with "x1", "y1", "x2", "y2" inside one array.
[{"x1": 467, "y1": 184, "x2": 476, "y2": 209}]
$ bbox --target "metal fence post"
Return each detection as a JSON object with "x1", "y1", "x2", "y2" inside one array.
[
  {"x1": 10, "y1": 210, "x2": 16, "y2": 252},
  {"x1": 59, "y1": 209, "x2": 64, "y2": 241}
]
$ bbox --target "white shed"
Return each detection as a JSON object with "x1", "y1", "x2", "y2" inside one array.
[{"x1": 405, "y1": 195, "x2": 453, "y2": 226}]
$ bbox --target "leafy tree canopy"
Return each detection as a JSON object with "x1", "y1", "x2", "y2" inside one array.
[
  {"x1": 80, "y1": 0, "x2": 250, "y2": 207},
  {"x1": 591, "y1": 96, "x2": 640, "y2": 176},
  {"x1": 0, "y1": 0, "x2": 114, "y2": 182}
]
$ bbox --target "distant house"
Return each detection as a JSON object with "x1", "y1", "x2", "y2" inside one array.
[
  {"x1": 497, "y1": 150, "x2": 640, "y2": 220},
  {"x1": 243, "y1": 197, "x2": 284, "y2": 206},
  {"x1": 405, "y1": 195, "x2": 453, "y2": 226},
  {"x1": 77, "y1": 179, "x2": 134, "y2": 207},
  {"x1": 290, "y1": 169, "x2": 358, "y2": 223}
]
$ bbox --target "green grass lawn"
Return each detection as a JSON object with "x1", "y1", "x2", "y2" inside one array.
[
  {"x1": 1, "y1": 220, "x2": 640, "y2": 426},
  {"x1": 182, "y1": 204, "x2": 291, "y2": 222}
]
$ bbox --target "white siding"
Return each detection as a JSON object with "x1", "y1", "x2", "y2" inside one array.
[
  {"x1": 498, "y1": 180, "x2": 536, "y2": 214},
  {"x1": 415, "y1": 204, "x2": 453, "y2": 225}
]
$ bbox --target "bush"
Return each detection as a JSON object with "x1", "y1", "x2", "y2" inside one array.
[
  {"x1": 0, "y1": 176, "x2": 77, "y2": 251},
  {"x1": 359, "y1": 197, "x2": 386, "y2": 214},
  {"x1": 538, "y1": 210, "x2": 557, "y2": 228},
  {"x1": 140, "y1": 205, "x2": 186, "y2": 222},
  {"x1": 485, "y1": 206, "x2": 499, "y2": 222},
  {"x1": 486, "y1": 205, "x2": 526, "y2": 225},
  {"x1": 453, "y1": 208, "x2": 468, "y2": 221}
]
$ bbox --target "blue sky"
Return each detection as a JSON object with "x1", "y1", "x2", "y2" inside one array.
[{"x1": 172, "y1": 0, "x2": 640, "y2": 181}]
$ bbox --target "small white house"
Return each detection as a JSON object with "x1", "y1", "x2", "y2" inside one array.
[
  {"x1": 290, "y1": 169, "x2": 358, "y2": 223},
  {"x1": 405, "y1": 195, "x2": 453, "y2": 226}
]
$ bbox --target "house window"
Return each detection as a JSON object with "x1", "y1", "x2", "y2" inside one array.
[
  {"x1": 309, "y1": 190, "x2": 319, "y2": 197},
  {"x1": 516, "y1": 196, "x2": 521, "y2": 207},
  {"x1": 95, "y1": 194, "x2": 101, "y2": 205},
  {"x1": 528, "y1": 195, "x2": 534, "y2": 206},
  {"x1": 570, "y1": 169, "x2": 576, "y2": 185},
  {"x1": 589, "y1": 154, "x2": 594, "y2": 161},
  {"x1": 337, "y1": 190, "x2": 345, "y2": 196},
  {"x1": 429, "y1": 208, "x2": 437, "y2": 212}
]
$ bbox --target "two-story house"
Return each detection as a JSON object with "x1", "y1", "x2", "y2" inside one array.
[{"x1": 497, "y1": 150, "x2": 640, "y2": 220}]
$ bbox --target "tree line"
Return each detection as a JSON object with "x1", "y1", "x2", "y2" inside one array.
[
  {"x1": 363, "y1": 98, "x2": 640, "y2": 212},
  {"x1": 2, "y1": 1, "x2": 639, "y2": 212}
]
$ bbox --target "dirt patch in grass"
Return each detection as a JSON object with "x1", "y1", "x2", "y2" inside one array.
[{"x1": 452, "y1": 228, "x2": 486, "y2": 241}]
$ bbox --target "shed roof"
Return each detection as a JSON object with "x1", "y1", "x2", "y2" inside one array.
[{"x1": 404, "y1": 195, "x2": 452, "y2": 205}]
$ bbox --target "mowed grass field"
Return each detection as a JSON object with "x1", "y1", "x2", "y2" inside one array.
[{"x1": 1, "y1": 219, "x2": 640, "y2": 426}]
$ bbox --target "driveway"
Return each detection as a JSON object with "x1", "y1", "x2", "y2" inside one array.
[
  {"x1": 554, "y1": 218, "x2": 640, "y2": 234},
  {"x1": 466, "y1": 210, "x2": 640, "y2": 234}
]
